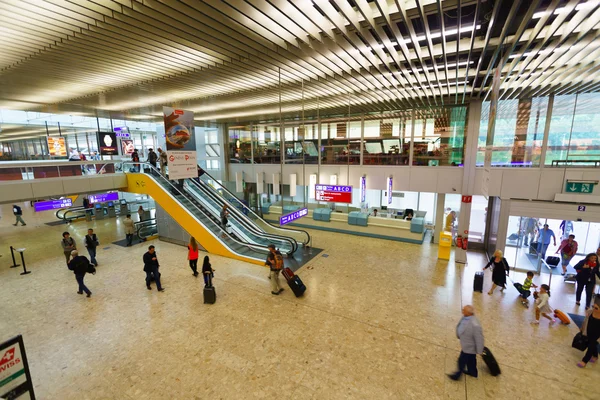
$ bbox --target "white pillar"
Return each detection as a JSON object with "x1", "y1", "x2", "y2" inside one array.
[{"x1": 434, "y1": 193, "x2": 446, "y2": 244}]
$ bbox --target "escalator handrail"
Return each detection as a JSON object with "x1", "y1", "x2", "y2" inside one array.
[
  {"x1": 185, "y1": 178, "x2": 298, "y2": 253},
  {"x1": 137, "y1": 221, "x2": 157, "y2": 240},
  {"x1": 55, "y1": 206, "x2": 85, "y2": 220},
  {"x1": 122, "y1": 162, "x2": 270, "y2": 258},
  {"x1": 134, "y1": 218, "x2": 156, "y2": 228},
  {"x1": 198, "y1": 169, "x2": 311, "y2": 245},
  {"x1": 61, "y1": 207, "x2": 88, "y2": 223}
]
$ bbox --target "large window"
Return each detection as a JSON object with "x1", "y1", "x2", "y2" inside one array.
[
  {"x1": 412, "y1": 106, "x2": 467, "y2": 166},
  {"x1": 362, "y1": 113, "x2": 411, "y2": 165},
  {"x1": 228, "y1": 126, "x2": 252, "y2": 163},
  {"x1": 253, "y1": 124, "x2": 280, "y2": 164}
]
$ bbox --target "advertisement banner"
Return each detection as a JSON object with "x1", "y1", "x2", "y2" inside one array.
[
  {"x1": 47, "y1": 137, "x2": 67, "y2": 157},
  {"x1": 163, "y1": 107, "x2": 196, "y2": 151},
  {"x1": 280, "y1": 208, "x2": 308, "y2": 225},
  {"x1": 387, "y1": 177, "x2": 393, "y2": 205},
  {"x1": 121, "y1": 139, "x2": 134, "y2": 156},
  {"x1": 167, "y1": 151, "x2": 197, "y2": 180},
  {"x1": 98, "y1": 132, "x2": 118, "y2": 156},
  {"x1": 0, "y1": 335, "x2": 35, "y2": 400},
  {"x1": 34, "y1": 198, "x2": 73, "y2": 212},
  {"x1": 315, "y1": 184, "x2": 353, "y2": 203}
]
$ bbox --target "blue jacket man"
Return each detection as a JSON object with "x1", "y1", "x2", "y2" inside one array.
[{"x1": 448, "y1": 305, "x2": 484, "y2": 380}]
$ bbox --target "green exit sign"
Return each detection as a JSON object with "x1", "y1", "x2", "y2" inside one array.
[{"x1": 565, "y1": 182, "x2": 595, "y2": 194}]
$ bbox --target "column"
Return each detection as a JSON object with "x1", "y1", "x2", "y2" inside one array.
[{"x1": 434, "y1": 193, "x2": 446, "y2": 244}]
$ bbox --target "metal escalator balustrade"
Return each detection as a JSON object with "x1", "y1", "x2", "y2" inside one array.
[
  {"x1": 56, "y1": 206, "x2": 87, "y2": 223},
  {"x1": 122, "y1": 162, "x2": 271, "y2": 262},
  {"x1": 196, "y1": 171, "x2": 311, "y2": 245},
  {"x1": 135, "y1": 218, "x2": 158, "y2": 241},
  {"x1": 184, "y1": 179, "x2": 297, "y2": 254}
]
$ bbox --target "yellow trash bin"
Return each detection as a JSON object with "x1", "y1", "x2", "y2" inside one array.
[{"x1": 438, "y1": 231, "x2": 453, "y2": 260}]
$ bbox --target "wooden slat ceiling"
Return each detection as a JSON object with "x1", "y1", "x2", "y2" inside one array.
[{"x1": 0, "y1": 0, "x2": 599, "y2": 124}]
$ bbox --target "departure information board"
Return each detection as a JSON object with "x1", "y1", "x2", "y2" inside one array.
[
  {"x1": 315, "y1": 184, "x2": 352, "y2": 203},
  {"x1": 34, "y1": 198, "x2": 72, "y2": 212}
]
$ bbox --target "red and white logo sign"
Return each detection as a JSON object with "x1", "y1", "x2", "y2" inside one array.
[
  {"x1": 184, "y1": 154, "x2": 190, "y2": 161},
  {"x1": 174, "y1": 109, "x2": 184, "y2": 115},
  {"x1": 0, "y1": 348, "x2": 15, "y2": 367},
  {"x1": 462, "y1": 195, "x2": 472, "y2": 203},
  {"x1": 169, "y1": 155, "x2": 175, "y2": 162}
]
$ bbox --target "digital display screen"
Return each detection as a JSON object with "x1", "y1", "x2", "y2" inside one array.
[
  {"x1": 89, "y1": 192, "x2": 119, "y2": 204},
  {"x1": 34, "y1": 198, "x2": 73, "y2": 212}
]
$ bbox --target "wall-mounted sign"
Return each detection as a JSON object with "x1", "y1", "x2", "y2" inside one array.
[
  {"x1": 280, "y1": 208, "x2": 308, "y2": 226},
  {"x1": 578, "y1": 205, "x2": 586, "y2": 212},
  {"x1": 113, "y1": 126, "x2": 130, "y2": 138},
  {"x1": 34, "y1": 198, "x2": 73, "y2": 212},
  {"x1": 566, "y1": 182, "x2": 595, "y2": 194},
  {"x1": 387, "y1": 177, "x2": 393, "y2": 205},
  {"x1": 88, "y1": 192, "x2": 119, "y2": 204},
  {"x1": 360, "y1": 176, "x2": 366, "y2": 202},
  {"x1": 47, "y1": 137, "x2": 67, "y2": 156},
  {"x1": 98, "y1": 132, "x2": 118, "y2": 155},
  {"x1": 461, "y1": 195, "x2": 472, "y2": 203},
  {"x1": 315, "y1": 184, "x2": 352, "y2": 203},
  {"x1": 0, "y1": 335, "x2": 36, "y2": 400}
]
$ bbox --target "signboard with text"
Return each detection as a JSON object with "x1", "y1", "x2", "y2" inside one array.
[
  {"x1": 0, "y1": 335, "x2": 35, "y2": 400},
  {"x1": 163, "y1": 107, "x2": 197, "y2": 179},
  {"x1": 167, "y1": 151, "x2": 198, "y2": 180},
  {"x1": 88, "y1": 192, "x2": 118, "y2": 204},
  {"x1": 315, "y1": 184, "x2": 353, "y2": 203},
  {"x1": 280, "y1": 208, "x2": 308, "y2": 225},
  {"x1": 34, "y1": 198, "x2": 72, "y2": 212}
]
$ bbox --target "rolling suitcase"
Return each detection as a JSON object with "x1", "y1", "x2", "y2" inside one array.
[
  {"x1": 553, "y1": 309, "x2": 570, "y2": 325},
  {"x1": 481, "y1": 347, "x2": 501, "y2": 376},
  {"x1": 204, "y1": 274, "x2": 216, "y2": 304},
  {"x1": 473, "y1": 271, "x2": 484, "y2": 293},
  {"x1": 282, "y1": 267, "x2": 306, "y2": 297},
  {"x1": 529, "y1": 242, "x2": 539, "y2": 256},
  {"x1": 545, "y1": 256, "x2": 560, "y2": 268}
]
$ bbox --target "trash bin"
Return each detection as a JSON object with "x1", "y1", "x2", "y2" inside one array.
[{"x1": 438, "y1": 231, "x2": 452, "y2": 260}]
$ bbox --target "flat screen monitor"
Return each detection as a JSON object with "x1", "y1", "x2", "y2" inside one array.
[
  {"x1": 383, "y1": 139, "x2": 400, "y2": 153},
  {"x1": 365, "y1": 142, "x2": 383, "y2": 154},
  {"x1": 95, "y1": 204, "x2": 102, "y2": 209},
  {"x1": 120, "y1": 199, "x2": 127, "y2": 204},
  {"x1": 107, "y1": 201, "x2": 114, "y2": 207}
]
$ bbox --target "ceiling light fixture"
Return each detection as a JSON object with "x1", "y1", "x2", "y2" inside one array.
[{"x1": 532, "y1": 2, "x2": 597, "y2": 19}]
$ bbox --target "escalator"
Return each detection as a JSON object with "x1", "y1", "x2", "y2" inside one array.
[
  {"x1": 136, "y1": 218, "x2": 158, "y2": 241},
  {"x1": 185, "y1": 179, "x2": 297, "y2": 254},
  {"x1": 55, "y1": 206, "x2": 88, "y2": 223},
  {"x1": 195, "y1": 171, "x2": 311, "y2": 246},
  {"x1": 123, "y1": 162, "x2": 274, "y2": 265}
]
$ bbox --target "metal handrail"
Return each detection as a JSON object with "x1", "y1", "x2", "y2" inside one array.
[
  {"x1": 186, "y1": 178, "x2": 298, "y2": 254},
  {"x1": 199, "y1": 169, "x2": 311, "y2": 245},
  {"x1": 56, "y1": 206, "x2": 87, "y2": 223},
  {"x1": 122, "y1": 162, "x2": 269, "y2": 259}
]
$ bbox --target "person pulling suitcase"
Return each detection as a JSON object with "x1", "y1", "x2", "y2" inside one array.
[{"x1": 447, "y1": 305, "x2": 485, "y2": 380}]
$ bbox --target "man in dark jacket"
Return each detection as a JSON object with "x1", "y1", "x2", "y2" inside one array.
[
  {"x1": 143, "y1": 245, "x2": 164, "y2": 292},
  {"x1": 147, "y1": 148, "x2": 158, "y2": 173},
  {"x1": 12, "y1": 204, "x2": 26, "y2": 226},
  {"x1": 84, "y1": 228, "x2": 99, "y2": 266},
  {"x1": 68, "y1": 250, "x2": 92, "y2": 297}
]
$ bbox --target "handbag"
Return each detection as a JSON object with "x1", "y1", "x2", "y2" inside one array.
[
  {"x1": 572, "y1": 332, "x2": 588, "y2": 351},
  {"x1": 87, "y1": 263, "x2": 96, "y2": 275}
]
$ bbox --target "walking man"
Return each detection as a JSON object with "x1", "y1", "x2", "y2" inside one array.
[
  {"x1": 68, "y1": 250, "x2": 92, "y2": 297},
  {"x1": 12, "y1": 204, "x2": 26, "y2": 226},
  {"x1": 556, "y1": 234, "x2": 578, "y2": 275},
  {"x1": 147, "y1": 148, "x2": 158, "y2": 173},
  {"x1": 123, "y1": 214, "x2": 135, "y2": 246},
  {"x1": 537, "y1": 224, "x2": 556, "y2": 259},
  {"x1": 143, "y1": 245, "x2": 164, "y2": 292},
  {"x1": 158, "y1": 147, "x2": 168, "y2": 176},
  {"x1": 61, "y1": 232, "x2": 77, "y2": 266},
  {"x1": 84, "y1": 228, "x2": 99, "y2": 266},
  {"x1": 447, "y1": 305, "x2": 484, "y2": 380},
  {"x1": 265, "y1": 244, "x2": 284, "y2": 295}
]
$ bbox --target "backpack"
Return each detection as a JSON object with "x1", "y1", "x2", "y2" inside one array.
[
  {"x1": 13, "y1": 206, "x2": 21, "y2": 215},
  {"x1": 274, "y1": 253, "x2": 284, "y2": 270}
]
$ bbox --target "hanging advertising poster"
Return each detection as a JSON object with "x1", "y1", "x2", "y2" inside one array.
[
  {"x1": 163, "y1": 107, "x2": 197, "y2": 179},
  {"x1": 121, "y1": 139, "x2": 134, "y2": 156},
  {"x1": 98, "y1": 132, "x2": 118, "y2": 156},
  {"x1": 47, "y1": 137, "x2": 67, "y2": 156}
]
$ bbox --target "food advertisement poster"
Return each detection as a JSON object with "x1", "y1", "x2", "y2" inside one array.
[
  {"x1": 121, "y1": 139, "x2": 134, "y2": 155},
  {"x1": 163, "y1": 107, "x2": 197, "y2": 179},
  {"x1": 47, "y1": 137, "x2": 67, "y2": 156},
  {"x1": 98, "y1": 132, "x2": 118, "y2": 156}
]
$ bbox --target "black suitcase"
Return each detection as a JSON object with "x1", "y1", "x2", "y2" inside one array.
[
  {"x1": 545, "y1": 256, "x2": 560, "y2": 267},
  {"x1": 473, "y1": 271, "x2": 484, "y2": 293},
  {"x1": 287, "y1": 275, "x2": 306, "y2": 297},
  {"x1": 529, "y1": 242, "x2": 539, "y2": 255},
  {"x1": 204, "y1": 275, "x2": 216, "y2": 304},
  {"x1": 481, "y1": 347, "x2": 501, "y2": 376}
]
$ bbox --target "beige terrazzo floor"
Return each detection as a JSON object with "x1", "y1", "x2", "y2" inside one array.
[{"x1": 0, "y1": 202, "x2": 597, "y2": 400}]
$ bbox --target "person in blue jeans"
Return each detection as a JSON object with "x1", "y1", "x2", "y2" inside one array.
[
  {"x1": 537, "y1": 224, "x2": 556, "y2": 259},
  {"x1": 143, "y1": 245, "x2": 164, "y2": 292},
  {"x1": 68, "y1": 250, "x2": 92, "y2": 297},
  {"x1": 84, "y1": 228, "x2": 99, "y2": 266}
]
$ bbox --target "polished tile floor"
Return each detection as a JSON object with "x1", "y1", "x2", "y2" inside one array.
[{"x1": 0, "y1": 203, "x2": 597, "y2": 399}]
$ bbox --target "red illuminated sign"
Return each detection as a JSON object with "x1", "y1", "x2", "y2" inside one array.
[{"x1": 315, "y1": 184, "x2": 353, "y2": 204}]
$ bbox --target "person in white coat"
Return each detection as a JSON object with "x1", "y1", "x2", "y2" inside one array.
[
  {"x1": 531, "y1": 284, "x2": 555, "y2": 325},
  {"x1": 448, "y1": 305, "x2": 484, "y2": 380}
]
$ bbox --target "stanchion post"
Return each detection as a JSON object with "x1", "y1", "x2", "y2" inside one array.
[
  {"x1": 16, "y1": 248, "x2": 30, "y2": 275},
  {"x1": 9, "y1": 245, "x2": 20, "y2": 268}
]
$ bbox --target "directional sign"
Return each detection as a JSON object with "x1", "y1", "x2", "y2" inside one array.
[
  {"x1": 34, "y1": 198, "x2": 73, "y2": 212},
  {"x1": 315, "y1": 184, "x2": 353, "y2": 203},
  {"x1": 565, "y1": 182, "x2": 595, "y2": 194},
  {"x1": 280, "y1": 208, "x2": 308, "y2": 225}
]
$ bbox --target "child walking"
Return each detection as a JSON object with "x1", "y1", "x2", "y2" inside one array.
[
  {"x1": 202, "y1": 256, "x2": 215, "y2": 287},
  {"x1": 531, "y1": 284, "x2": 556, "y2": 325},
  {"x1": 514, "y1": 271, "x2": 538, "y2": 307}
]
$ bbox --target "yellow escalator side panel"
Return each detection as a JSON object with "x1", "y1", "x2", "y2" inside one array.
[{"x1": 125, "y1": 173, "x2": 264, "y2": 266}]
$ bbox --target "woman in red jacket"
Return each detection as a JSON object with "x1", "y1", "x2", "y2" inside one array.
[{"x1": 188, "y1": 237, "x2": 199, "y2": 277}]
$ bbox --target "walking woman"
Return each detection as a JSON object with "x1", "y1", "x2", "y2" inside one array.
[
  {"x1": 188, "y1": 237, "x2": 199, "y2": 277},
  {"x1": 577, "y1": 299, "x2": 600, "y2": 368},
  {"x1": 202, "y1": 256, "x2": 214, "y2": 287},
  {"x1": 574, "y1": 253, "x2": 600, "y2": 309},
  {"x1": 483, "y1": 250, "x2": 509, "y2": 295}
]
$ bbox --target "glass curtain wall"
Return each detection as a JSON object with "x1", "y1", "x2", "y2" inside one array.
[
  {"x1": 412, "y1": 106, "x2": 467, "y2": 166},
  {"x1": 362, "y1": 112, "x2": 411, "y2": 165}
]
